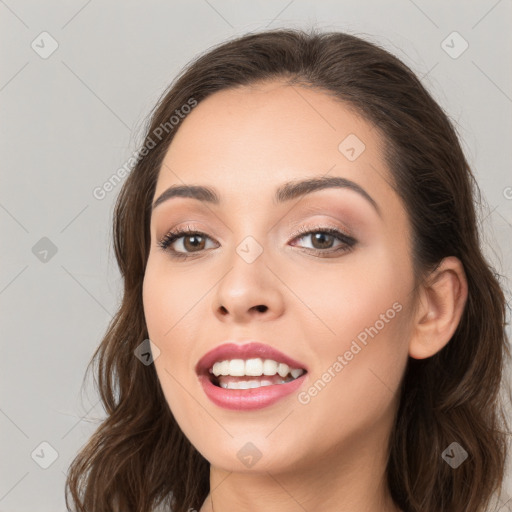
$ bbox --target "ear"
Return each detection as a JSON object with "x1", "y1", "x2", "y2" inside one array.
[{"x1": 409, "y1": 256, "x2": 468, "y2": 359}]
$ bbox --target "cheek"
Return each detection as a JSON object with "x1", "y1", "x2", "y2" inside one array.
[
  {"x1": 142, "y1": 261, "x2": 202, "y2": 427},
  {"x1": 142, "y1": 260, "x2": 204, "y2": 341},
  {"x1": 292, "y1": 243, "x2": 411, "y2": 345},
  {"x1": 294, "y1": 306, "x2": 410, "y2": 459},
  {"x1": 292, "y1": 246, "x2": 412, "y2": 424},
  {"x1": 142, "y1": 262, "x2": 197, "y2": 399}
]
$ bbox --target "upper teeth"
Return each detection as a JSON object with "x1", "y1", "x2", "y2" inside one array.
[{"x1": 210, "y1": 358, "x2": 304, "y2": 379}]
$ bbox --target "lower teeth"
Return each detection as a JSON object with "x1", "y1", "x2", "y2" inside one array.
[{"x1": 216, "y1": 377, "x2": 295, "y2": 390}]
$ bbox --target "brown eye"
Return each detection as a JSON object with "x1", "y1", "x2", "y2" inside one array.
[
  {"x1": 181, "y1": 234, "x2": 207, "y2": 252},
  {"x1": 290, "y1": 226, "x2": 357, "y2": 257},
  {"x1": 158, "y1": 225, "x2": 357, "y2": 260},
  {"x1": 308, "y1": 232, "x2": 336, "y2": 250},
  {"x1": 158, "y1": 227, "x2": 217, "y2": 257}
]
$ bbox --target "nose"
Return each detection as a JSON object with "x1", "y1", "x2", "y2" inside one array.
[{"x1": 212, "y1": 249, "x2": 285, "y2": 324}]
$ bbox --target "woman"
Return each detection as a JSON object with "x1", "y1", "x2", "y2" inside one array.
[{"x1": 65, "y1": 28, "x2": 510, "y2": 512}]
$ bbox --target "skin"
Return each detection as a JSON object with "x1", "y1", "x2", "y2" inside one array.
[{"x1": 142, "y1": 81, "x2": 468, "y2": 512}]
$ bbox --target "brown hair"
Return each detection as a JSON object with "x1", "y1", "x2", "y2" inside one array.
[{"x1": 65, "y1": 28, "x2": 511, "y2": 512}]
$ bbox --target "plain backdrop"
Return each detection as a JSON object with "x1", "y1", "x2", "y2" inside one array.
[{"x1": 1, "y1": 1, "x2": 511, "y2": 511}]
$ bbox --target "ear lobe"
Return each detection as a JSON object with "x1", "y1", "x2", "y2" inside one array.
[{"x1": 408, "y1": 256, "x2": 468, "y2": 360}]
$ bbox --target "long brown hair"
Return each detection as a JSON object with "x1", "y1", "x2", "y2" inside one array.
[{"x1": 65, "y1": 28, "x2": 511, "y2": 512}]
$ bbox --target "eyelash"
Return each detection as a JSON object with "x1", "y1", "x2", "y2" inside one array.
[{"x1": 157, "y1": 224, "x2": 357, "y2": 259}]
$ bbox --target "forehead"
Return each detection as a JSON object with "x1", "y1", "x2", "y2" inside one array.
[{"x1": 155, "y1": 81, "x2": 399, "y2": 217}]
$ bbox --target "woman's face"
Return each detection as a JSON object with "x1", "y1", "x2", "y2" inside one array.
[{"x1": 143, "y1": 81, "x2": 417, "y2": 474}]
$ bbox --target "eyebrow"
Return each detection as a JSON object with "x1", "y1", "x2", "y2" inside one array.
[{"x1": 151, "y1": 176, "x2": 381, "y2": 216}]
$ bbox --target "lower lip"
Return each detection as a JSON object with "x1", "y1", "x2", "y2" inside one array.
[{"x1": 198, "y1": 373, "x2": 307, "y2": 410}]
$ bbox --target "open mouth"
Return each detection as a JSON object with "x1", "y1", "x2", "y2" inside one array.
[
  {"x1": 197, "y1": 346, "x2": 309, "y2": 410},
  {"x1": 207, "y1": 358, "x2": 307, "y2": 390}
]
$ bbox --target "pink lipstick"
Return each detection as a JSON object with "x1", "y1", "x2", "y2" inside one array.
[{"x1": 196, "y1": 342, "x2": 308, "y2": 411}]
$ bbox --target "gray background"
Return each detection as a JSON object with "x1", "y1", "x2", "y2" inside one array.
[{"x1": 1, "y1": 1, "x2": 511, "y2": 511}]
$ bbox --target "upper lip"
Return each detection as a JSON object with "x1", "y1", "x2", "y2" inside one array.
[{"x1": 195, "y1": 341, "x2": 308, "y2": 376}]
